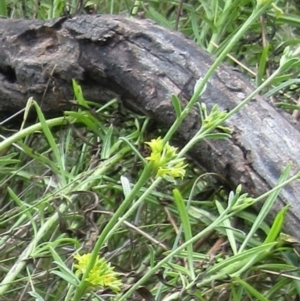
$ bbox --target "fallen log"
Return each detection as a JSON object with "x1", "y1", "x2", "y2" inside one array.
[{"x1": 1, "y1": 15, "x2": 300, "y2": 242}]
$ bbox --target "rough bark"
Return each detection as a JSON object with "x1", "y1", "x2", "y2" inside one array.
[{"x1": 1, "y1": 15, "x2": 300, "y2": 241}]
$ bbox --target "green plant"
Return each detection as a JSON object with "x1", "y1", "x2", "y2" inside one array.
[{"x1": 1, "y1": 1, "x2": 300, "y2": 301}]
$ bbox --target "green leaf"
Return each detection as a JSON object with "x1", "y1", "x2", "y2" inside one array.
[
  {"x1": 216, "y1": 201, "x2": 237, "y2": 255},
  {"x1": 173, "y1": 188, "x2": 194, "y2": 279},
  {"x1": 33, "y1": 100, "x2": 68, "y2": 185},
  {"x1": 49, "y1": 246, "x2": 65, "y2": 265},
  {"x1": 0, "y1": 0, "x2": 7, "y2": 17},
  {"x1": 194, "y1": 79, "x2": 207, "y2": 96},
  {"x1": 49, "y1": 248, "x2": 79, "y2": 286},
  {"x1": 146, "y1": 7, "x2": 172, "y2": 28},
  {"x1": 65, "y1": 110, "x2": 106, "y2": 138},
  {"x1": 101, "y1": 125, "x2": 114, "y2": 159},
  {"x1": 28, "y1": 291, "x2": 45, "y2": 301},
  {"x1": 51, "y1": 270, "x2": 78, "y2": 286},
  {"x1": 21, "y1": 97, "x2": 34, "y2": 130},
  {"x1": 201, "y1": 133, "x2": 231, "y2": 140},
  {"x1": 0, "y1": 153, "x2": 19, "y2": 166},
  {"x1": 121, "y1": 175, "x2": 131, "y2": 198},
  {"x1": 171, "y1": 94, "x2": 182, "y2": 118},
  {"x1": 235, "y1": 277, "x2": 269, "y2": 301},
  {"x1": 191, "y1": 12, "x2": 202, "y2": 45},
  {"x1": 205, "y1": 242, "x2": 277, "y2": 278},
  {"x1": 239, "y1": 164, "x2": 291, "y2": 252},
  {"x1": 271, "y1": 3, "x2": 284, "y2": 18},
  {"x1": 119, "y1": 137, "x2": 147, "y2": 164},
  {"x1": 72, "y1": 79, "x2": 89, "y2": 108},
  {"x1": 257, "y1": 43, "x2": 270, "y2": 86},
  {"x1": 264, "y1": 205, "x2": 289, "y2": 243}
]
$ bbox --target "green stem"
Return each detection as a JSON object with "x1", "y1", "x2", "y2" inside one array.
[
  {"x1": 163, "y1": 2, "x2": 273, "y2": 145},
  {"x1": 221, "y1": 68, "x2": 281, "y2": 121},
  {"x1": 0, "y1": 116, "x2": 71, "y2": 152},
  {"x1": 117, "y1": 205, "x2": 235, "y2": 301},
  {"x1": 0, "y1": 207, "x2": 64, "y2": 296},
  {"x1": 0, "y1": 145, "x2": 130, "y2": 296},
  {"x1": 72, "y1": 162, "x2": 156, "y2": 300},
  {"x1": 131, "y1": 1, "x2": 141, "y2": 15},
  {"x1": 253, "y1": 172, "x2": 300, "y2": 203},
  {"x1": 207, "y1": 0, "x2": 233, "y2": 53},
  {"x1": 176, "y1": 66, "x2": 282, "y2": 159},
  {"x1": 106, "y1": 177, "x2": 163, "y2": 241}
]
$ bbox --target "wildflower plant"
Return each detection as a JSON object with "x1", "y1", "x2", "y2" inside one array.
[
  {"x1": 2, "y1": 1, "x2": 300, "y2": 301},
  {"x1": 74, "y1": 253, "x2": 122, "y2": 293},
  {"x1": 145, "y1": 137, "x2": 188, "y2": 181}
]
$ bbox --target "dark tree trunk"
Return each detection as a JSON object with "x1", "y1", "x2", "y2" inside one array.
[{"x1": 1, "y1": 15, "x2": 300, "y2": 242}]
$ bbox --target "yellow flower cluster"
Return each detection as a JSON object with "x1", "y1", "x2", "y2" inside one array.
[
  {"x1": 74, "y1": 253, "x2": 122, "y2": 293},
  {"x1": 145, "y1": 137, "x2": 188, "y2": 181}
]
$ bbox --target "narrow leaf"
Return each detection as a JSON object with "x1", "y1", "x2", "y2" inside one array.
[
  {"x1": 264, "y1": 205, "x2": 289, "y2": 243},
  {"x1": 173, "y1": 188, "x2": 194, "y2": 279},
  {"x1": 171, "y1": 94, "x2": 182, "y2": 118}
]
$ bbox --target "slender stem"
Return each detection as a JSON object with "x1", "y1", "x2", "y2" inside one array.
[
  {"x1": 222, "y1": 68, "x2": 281, "y2": 121},
  {"x1": 0, "y1": 205, "x2": 66, "y2": 296},
  {"x1": 176, "y1": 66, "x2": 282, "y2": 159},
  {"x1": 253, "y1": 172, "x2": 300, "y2": 203},
  {"x1": 163, "y1": 2, "x2": 273, "y2": 145},
  {"x1": 107, "y1": 178, "x2": 162, "y2": 239},
  {"x1": 118, "y1": 206, "x2": 235, "y2": 301},
  {"x1": 72, "y1": 162, "x2": 156, "y2": 300},
  {"x1": 0, "y1": 116, "x2": 71, "y2": 152},
  {"x1": 207, "y1": 0, "x2": 233, "y2": 53},
  {"x1": 131, "y1": 1, "x2": 141, "y2": 15},
  {"x1": 0, "y1": 147, "x2": 130, "y2": 296}
]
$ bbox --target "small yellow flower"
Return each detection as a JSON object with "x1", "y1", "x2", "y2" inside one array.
[
  {"x1": 145, "y1": 137, "x2": 163, "y2": 154},
  {"x1": 157, "y1": 160, "x2": 187, "y2": 179},
  {"x1": 145, "y1": 151, "x2": 161, "y2": 163},
  {"x1": 145, "y1": 137, "x2": 188, "y2": 181},
  {"x1": 165, "y1": 144, "x2": 178, "y2": 157},
  {"x1": 74, "y1": 253, "x2": 122, "y2": 293},
  {"x1": 74, "y1": 253, "x2": 90, "y2": 275},
  {"x1": 169, "y1": 162, "x2": 188, "y2": 178}
]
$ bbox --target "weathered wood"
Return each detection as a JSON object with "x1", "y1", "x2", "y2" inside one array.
[{"x1": 1, "y1": 15, "x2": 300, "y2": 241}]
